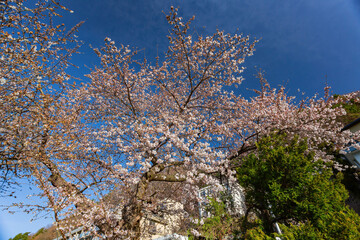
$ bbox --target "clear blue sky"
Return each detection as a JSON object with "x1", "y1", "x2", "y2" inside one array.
[
  {"x1": 60, "y1": 0, "x2": 360, "y2": 96},
  {"x1": 1, "y1": 0, "x2": 360, "y2": 239}
]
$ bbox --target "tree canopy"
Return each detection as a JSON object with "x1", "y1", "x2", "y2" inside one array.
[
  {"x1": 8, "y1": 232, "x2": 30, "y2": 240},
  {"x1": 236, "y1": 133, "x2": 360, "y2": 239}
]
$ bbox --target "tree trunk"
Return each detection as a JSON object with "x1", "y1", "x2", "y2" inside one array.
[{"x1": 122, "y1": 176, "x2": 149, "y2": 240}]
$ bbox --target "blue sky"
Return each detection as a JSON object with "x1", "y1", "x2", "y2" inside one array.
[
  {"x1": 1, "y1": 0, "x2": 360, "y2": 239},
  {"x1": 59, "y1": 0, "x2": 360, "y2": 96}
]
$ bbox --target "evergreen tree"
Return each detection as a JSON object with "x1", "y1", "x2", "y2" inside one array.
[{"x1": 236, "y1": 133, "x2": 360, "y2": 239}]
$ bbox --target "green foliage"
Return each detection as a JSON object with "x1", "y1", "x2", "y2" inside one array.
[
  {"x1": 189, "y1": 197, "x2": 239, "y2": 239},
  {"x1": 243, "y1": 227, "x2": 273, "y2": 240},
  {"x1": 278, "y1": 222, "x2": 323, "y2": 239},
  {"x1": 236, "y1": 133, "x2": 360, "y2": 239},
  {"x1": 333, "y1": 94, "x2": 360, "y2": 124},
  {"x1": 8, "y1": 226, "x2": 58, "y2": 240},
  {"x1": 317, "y1": 139, "x2": 360, "y2": 207},
  {"x1": 8, "y1": 232, "x2": 30, "y2": 240},
  {"x1": 201, "y1": 198, "x2": 234, "y2": 239},
  {"x1": 279, "y1": 209, "x2": 360, "y2": 240}
]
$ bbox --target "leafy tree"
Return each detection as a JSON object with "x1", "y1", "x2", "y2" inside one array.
[
  {"x1": 189, "y1": 197, "x2": 239, "y2": 240},
  {"x1": 236, "y1": 133, "x2": 360, "y2": 239},
  {"x1": 8, "y1": 232, "x2": 30, "y2": 240}
]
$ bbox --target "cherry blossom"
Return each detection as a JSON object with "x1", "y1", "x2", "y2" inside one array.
[{"x1": 1, "y1": 4, "x2": 358, "y2": 239}]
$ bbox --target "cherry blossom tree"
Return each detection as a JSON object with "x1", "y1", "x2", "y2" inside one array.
[
  {"x1": 0, "y1": 1, "x2": 81, "y2": 238},
  {"x1": 2, "y1": 3, "x2": 359, "y2": 239},
  {"x1": 58, "y1": 8, "x2": 358, "y2": 239},
  {"x1": 0, "y1": 0, "x2": 81, "y2": 190}
]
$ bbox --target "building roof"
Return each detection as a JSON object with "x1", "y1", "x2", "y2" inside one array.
[{"x1": 341, "y1": 117, "x2": 360, "y2": 132}]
